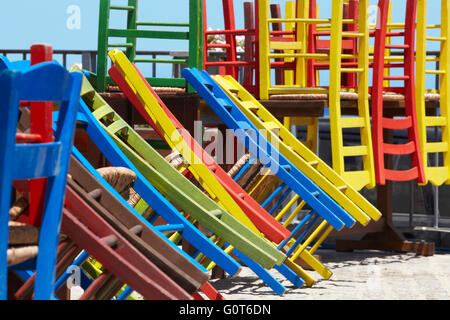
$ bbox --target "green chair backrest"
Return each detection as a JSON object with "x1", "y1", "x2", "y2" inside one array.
[{"x1": 96, "y1": 0, "x2": 204, "y2": 92}]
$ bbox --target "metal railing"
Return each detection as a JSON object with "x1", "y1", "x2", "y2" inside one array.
[
  {"x1": 0, "y1": 49, "x2": 195, "y2": 77},
  {"x1": 0, "y1": 48, "x2": 245, "y2": 82},
  {"x1": 0, "y1": 49, "x2": 98, "y2": 71}
]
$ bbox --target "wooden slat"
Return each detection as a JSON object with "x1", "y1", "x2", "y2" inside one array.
[
  {"x1": 270, "y1": 41, "x2": 302, "y2": 50},
  {"x1": 424, "y1": 116, "x2": 447, "y2": 127},
  {"x1": 382, "y1": 116, "x2": 412, "y2": 130},
  {"x1": 425, "y1": 142, "x2": 449, "y2": 153},
  {"x1": 383, "y1": 141, "x2": 416, "y2": 155},
  {"x1": 340, "y1": 117, "x2": 365, "y2": 128},
  {"x1": 342, "y1": 145, "x2": 368, "y2": 157}
]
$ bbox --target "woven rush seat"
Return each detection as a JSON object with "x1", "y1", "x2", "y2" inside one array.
[
  {"x1": 424, "y1": 92, "x2": 440, "y2": 101},
  {"x1": 269, "y1": 91, "x2": 441, "y2": 102},
  {"x1": 107, "y1": 85, "x2": 186, "y2": 94},
  {"x1": 96, "y1": 166, "x2": 153, "y2": 218},
  {"x1": 165, "y1": 152, "x2": 187, "y2": 170},
  {"x1": 96, "y1": 166, "x2": 137, "y2": 200},
  {"x1": 7, "y1": 199, "x2": 40, "y2": 267},
  {"x1": 227, "y1": 154, "x2": 279, "y2": 200}
]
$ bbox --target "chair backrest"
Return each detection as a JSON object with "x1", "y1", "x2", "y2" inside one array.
[
  {"x1": 0, "y1": 62, "x2": 82, "y2": 300},
  {"x1": 256, "y1": 1, "x2": 375, "y2": 190},
  {"x1": 371, "y1": 0, "x2": 425, "y2": 184},
  {"x1": 96, "y1": 0, "x2": 203, "y2": 92},
  {"x1": 416, "y1": 0, "x2": 450, "y2": 186},
  {"x1": 203, "y1": 0, "x2": 256, "y2": 89}
]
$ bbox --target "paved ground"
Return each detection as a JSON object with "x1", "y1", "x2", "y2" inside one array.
[{"x1": 210, "y1": 249, "x2": 450, "y2": 300}]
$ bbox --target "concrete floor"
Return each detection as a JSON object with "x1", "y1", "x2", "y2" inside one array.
[{"x1": 211, "y1": 249, "x2": 450, "y2": 300}]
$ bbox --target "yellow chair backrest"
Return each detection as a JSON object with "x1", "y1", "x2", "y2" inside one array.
[{"x1": 416, "y1": 0, "x2": 450, "y2": 185}]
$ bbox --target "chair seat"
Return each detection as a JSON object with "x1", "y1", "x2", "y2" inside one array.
[
  {"x1": 269, "y1": 91, "x2": 440, "y2": 102},
  {"x1": 96, "y1": 166, "x2": 137, "y2": 200},
  {"x1": 7, "y1": 246, "x2": 38, "y2": 267},
  {"x1": 9, "y1": 221, "x2": 39, "y2": 246},
  {"x1": 424, "y1": 92, "x2": 440, "y2": 101},
  {"x1": 7, "y1": 197, "x2": 40, "y2": 267},
  {"x1": 107, "y1": 85, "x2": 187, "y2": 94}
]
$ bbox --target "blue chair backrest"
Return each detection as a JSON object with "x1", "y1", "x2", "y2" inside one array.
[
  {"x1": 0, "y1": 62, "x2": 82, "y2": 300},
  {"x1": 0, "y1": 55, "x2": 60, "y2": 73}
]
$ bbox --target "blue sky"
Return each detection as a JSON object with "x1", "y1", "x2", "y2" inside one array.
[
  {"x1": 0, "y1": 0, "x2": 237, "y2": 51},
  {"x1": 0, "y1": 0, "x2": 441, "y2": 50},
  {"x1": 0, "y1": 0, "x2": 404, "y2": 49},
  {"x1": 0, "y1": 0, "x2": 443, "y2": 88}
]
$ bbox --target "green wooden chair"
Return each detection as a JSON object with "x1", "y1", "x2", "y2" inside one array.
[
  {"x1": 76, "y1": 69, "x2": 299, "y2": 295},
  {"x1": 77, "y1": 68, "x2": 295, "y2": 285},
  {"x1": 96, "y1": 0, "x2": 203, "y2": 92}
]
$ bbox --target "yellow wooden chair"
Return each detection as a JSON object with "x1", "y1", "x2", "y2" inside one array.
[
  {"x1": 214, "y1": 74, "x2": 381, "y2": 223},
  {"x1": 416, "y1": 0, "x2": 450, "y2": 186},
  {"x1": 281, "y1": 1, "x2": 319, "y2": 154},
  {"x1": 108, "y1": 49, "x2": 331, "y2": 288},
  {"x1": 258, "y1": 0, "x2": 375, "y2": 191}
]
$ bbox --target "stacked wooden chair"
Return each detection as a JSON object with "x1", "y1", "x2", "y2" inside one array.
[
  {"x1": 203, "y1": 1, "x2": 320, "y2": 162},
  {"x1": 108, "y1": 48, "x2": 368, "y2": 291},
  {"x1": 108, "y1": 50, "x2": 316, "y2": 294},
  {"x1": 201, "y1": 0, "x2": 449, "y2": 189},
  {"x1": 182, "y1": 66, "x2": 382, "y2": 285},
  {"x1": 3, "y1": 0, "x2": 447, "y2": 300},
  {"x1": 96, "y1": 0, "x2": 203, "y2": 92},
  {"x1": 75, "y1": 68, "x2": 297, "y2": 295},
  {"x1": 371, "y1": 0, "x2": 426, "y2": 185},
  {"x1": 415, "y1": 0, "x2": 450, "y2": 186},
  {"x1": 203, "y1": 0, "x2": 257, "y2": 93},
  {"x1": 0, "y1": 45, "x2": 82, "y2": 299},
  {"x1": 0, "y1": 46, "x2": 222, "y2": 300},
  {"x1": 257, "y1": 0, "x2": 375, "y2": 191}
]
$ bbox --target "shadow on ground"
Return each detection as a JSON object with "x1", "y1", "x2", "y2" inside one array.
[
  {"x1": 317, "y1": 249, "x2": 422, "y2": 267},
  {"x1": 210, "y1": 249, "x2": 427, "y2": 298}
]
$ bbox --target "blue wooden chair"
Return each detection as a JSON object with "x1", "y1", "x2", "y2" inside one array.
[
  {"x1": 183, "y1": 68, "x2": 356, "y2": 230},
  {"x1": 182, "y1": 68, "x2": 359, "y2": 283},
  {"x1": 0, "y1": 62, "x2": 82, "y2": 300},
  {"x1": 71, "y1": 97, "x2": 243, "y2": 279},
  {"x1": 0, "y1": 56, "x2": 31, "y2": 72}
]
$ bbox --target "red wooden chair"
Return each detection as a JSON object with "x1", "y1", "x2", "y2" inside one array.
[
  {"x1": 15, "y1": 44, "x2": 55, "y2": 228},
  {"x1": 307, "y1": 0, "x2": 359, "y2": 88},
  {"x1": 203, "y1": 0, "x2": 257, "y2": 93},
  {"x1": 371, "y1": 0, "x2": 426, "y2": 185}
]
